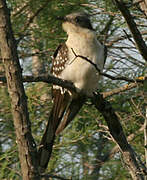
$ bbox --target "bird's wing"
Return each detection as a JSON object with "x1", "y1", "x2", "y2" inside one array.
[
  {"x1": 38, "y1": 43, "x2": 71, "y2": 171},
  {"x1": 52, "y1": 43, "x2": 86, "y2": 135},
  {"x1": 51, "y1": 43, "x2": 70, "y2": 130}
]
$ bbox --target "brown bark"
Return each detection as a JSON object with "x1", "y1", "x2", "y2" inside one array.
[
  {"x1": 136, "y1": 0, "x2": 147, "y2": 16},
  {"x1": 0, "y1": 0, "x2": 40, "y2": 179}
]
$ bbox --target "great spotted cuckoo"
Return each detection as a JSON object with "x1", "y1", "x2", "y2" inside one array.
[{"x1": 38, "y1": 12, "x2": 107, "y2": 171}]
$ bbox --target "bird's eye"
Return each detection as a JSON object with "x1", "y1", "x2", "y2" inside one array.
[{"x1": 75, "y1": 17, "x2": 81, "y2": 23}]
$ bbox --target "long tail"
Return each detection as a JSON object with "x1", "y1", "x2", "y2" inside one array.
[
  {"x1": 38, "y1": 90, "x2": 85, "y2": 172},
  {"x1": 38, "y1": 90, "x2": 69, "y2": 172}
]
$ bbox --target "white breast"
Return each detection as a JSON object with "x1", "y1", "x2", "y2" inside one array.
[{"x1": 60, "y1": 31, "x2": 105, "y2": 97}]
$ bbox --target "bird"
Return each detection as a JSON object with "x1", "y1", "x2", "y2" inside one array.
[{"x1": 38, "y1": 12, "x2": 107, "y2": 172}]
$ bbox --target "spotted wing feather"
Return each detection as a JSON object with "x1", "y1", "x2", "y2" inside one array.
[
  {"x1": 38, "y1": 44, "x2": 70, "y2": 171},
  {"x1": 51, "y1": 43, "x2": 68, "y2": 76}
]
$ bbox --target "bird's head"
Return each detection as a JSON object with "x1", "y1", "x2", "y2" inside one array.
[{"x1": 59, "y1": 12, "x2": 94, "y2": 35}]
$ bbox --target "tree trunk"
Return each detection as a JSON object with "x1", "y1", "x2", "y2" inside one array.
[{"x1": 0, "y1": 0, "x2": 40, "y2": 179}]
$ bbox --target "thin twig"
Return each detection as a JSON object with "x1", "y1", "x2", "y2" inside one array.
[
  {"x1": 41, "y1": 173, "x2": 71, "y2": 180},
  {"x1": 103, "y1": 82, "x2": 141, "y2": 98},
  {"x1": 70, "y1": 48, "x2": 144, "y2": 83},
  {"x1": 114, "y1": 0, "x2": 147, "y2": 61},
  {"x1": 123, "y1": 29, "x2": 135, "y2": 45}
]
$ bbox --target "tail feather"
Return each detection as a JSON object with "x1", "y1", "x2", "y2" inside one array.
[
  {"x1": 56, "y1": 96, "x2": 86, "y2": 135},
  {"x1": 38, "y1": 90, "x2": 69, "y2": 172},
  {"x1": 38, "y1": 89, "x2": 85, "y2": 172}
]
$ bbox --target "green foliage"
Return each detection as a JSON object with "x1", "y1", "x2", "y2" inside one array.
[{"x1": 0, "y1": 0, "x2": 146, "y2": 179}]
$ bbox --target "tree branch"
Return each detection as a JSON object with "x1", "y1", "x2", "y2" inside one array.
[
  {"x1": 0, "y1": 74, "x2": 145, "y2": 99},
  {"x1": 92, "y1": 92, "x2": 147, "y2": 180},
  {"x1": 103, "y1": 82, "x2": 142, "y2": 98},
  {"x1": 106, "y1": 30, "x2": 147, "y2": 47},
  {"x1": 41, "y1": 173, "x2": 71, "y2": 180},
  {"x1": 114, "y1": 0, "x2": 147, "y2": 61},
  {"x1": 1, "y1": 72, "x2": 144, "y2": 84},
  {"x1": 99, "y1": 123, "x2": 145, "y2": 162}
]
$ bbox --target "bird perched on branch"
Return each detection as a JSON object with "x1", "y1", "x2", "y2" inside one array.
[{"x1": 38, "y1": 12, "x2": 107, "y2": 172}]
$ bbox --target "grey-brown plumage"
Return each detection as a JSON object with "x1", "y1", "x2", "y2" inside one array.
[{"x1": 38, "y1": 12, "x2": 107, "y2": 172}]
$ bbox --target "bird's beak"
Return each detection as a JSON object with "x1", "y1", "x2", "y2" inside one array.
[
  {"x1": 56, "y1": 16, "x2": 68, "y2": 22},
  {"x1": 56, "y1": 16, "x2": 63, "y2": 21},
  {"x1": 57, "y1": 16, "x2": 64, "y2": 21}
]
